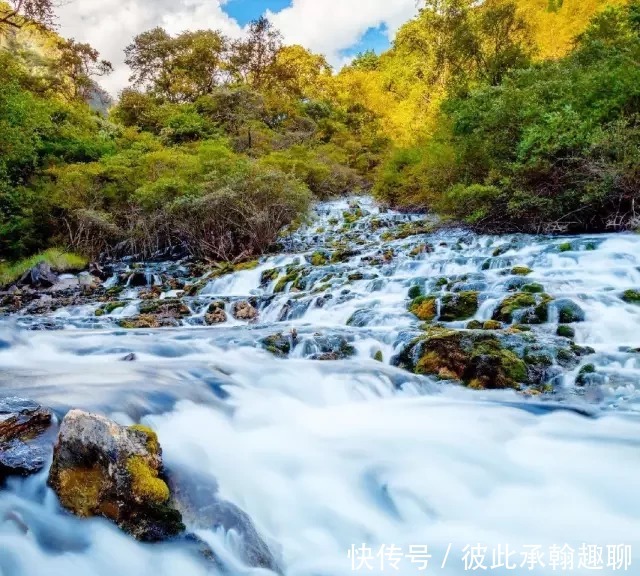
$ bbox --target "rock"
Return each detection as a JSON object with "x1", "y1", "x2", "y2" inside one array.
[
  {"x1": 439, "y1": 291, "x2": 479, "y2": 321},
  {"x1": 408, "y1": 296, "x2": 437, "y2": 322},
  {"x1": 407, "y1": 285, "x2": 423, "y2": 300},
  {"x1": 493, "y1": 292, "x2": 551, "y2": 324},
  {"x1": 48, "y1": 410, "x2": 184, "y2": 542},
  {"x1": 554, "y1": 299, "x2": 585, "y2": 323},
  {"x1": 168, "y1": 469, "x2": 281, "y2": 573},
  {"x1": 261, "y1": 333, "x2": 292, "y2": 357},
  {"x1": 128, "y1": 271, "x2": 150, "y2": 287},
  {"x1": 622, "y1": 289, "x2": 640, "y2": 304},
  {"x1": 307, "y1": 334, "x2": 356, "y2": 361},
  {"x1": 232, "y1": 300, "x2": 259, "y2": 321},
  {"x1": 139, "y1": 299, "x2": 190, "y2": 318},
  {"x1": 121, "y1": 353, "x2": 137, "y2": 362},
  {"x1": 18, "y1": 261, "x2": 58, "y2": 289},
  {"x1": 557, "y1": 325, "x2": 575, "y2": 339},
  {"x1": 0, "y1": 398, "x2": 54, "y2": 480},
  {"x1": 118, "y1": 314, "x2": 179, "y2": 329},
  {"x1": 511, "y1": 266, "x2": 532, "y2": 276},
  {"x1": 205, "y1": 301, "x2": 227, "y2": 325}
]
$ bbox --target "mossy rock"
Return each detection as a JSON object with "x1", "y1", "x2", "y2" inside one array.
[
  {"x1": 97, "y1": 301, "x2": 127, "y2": 316},
  {"x1": 622, "y1": 289, "x2": 640, "y2": 304},
  {"x1": 139, "y1": 299, "x2": 190, "y2": 318},
  {"x1": 575, "y1": 363, "x2": 596, "y2": 386},
  {"x1": 434, "y1": 277, "x2": 448, "y2": 288},
  {"x1": 118, "y1": 315, "x2": 179, "y2": 329},
  {"x1": 48, "y1": 410, "x2": 184, "y2": 542},
  {"x1": 261, "y1": 333, "x2": 292, "y2": 357},
  {"x1": 493, "y1": 293, "x2": 550, "y2": 324},
  {"x1": 309, "y1": 251, "x2": 329, "y2": 266},
  {"x1": 483, "y1": 320, "x2": 503, "y2": 330},
  {"x1": 466, "y1": 320, "x2": 483, "y2": 330},
  {"x1": 439, "y1": 291, "x2": 479, "y2": 321},
  {"x1": 408, "y1": 285, "x2": 423, "y2": 300},
  {"x1": 274, "y1": 268, "x2": 302, "y2": 293},
  {"x1": 409, "y1": 296, "x2": 437, "y2": 322},
  {"x1": 407, "y1": 327, "x2": 527, "y2": 390},
  {"x1": 555, "y1": 299, "x2": 585, "y2": 323},
  {"x1": 522, "y1": 283, "x2": 544, "y2": 294},
  {"x1": 511, "y1": 266, "x2": 532, "y2": 276},
  {"x1": 373, "y1": 350, "x2": 384, "y2": 362},
  {"x1": 557, "y1": 325, "x2": 575, "y2": 338},
  {"x1": 260, "y1": 268, "x2": 279, "y2": 286},
  {"x1": 558, "y1": 242, "x2": 573, "y2": 252}
]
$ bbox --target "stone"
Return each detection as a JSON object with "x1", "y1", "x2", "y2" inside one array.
[
  {"x1": 48, "y1": 410, "x2": 184, "y2": 542},
  {"x1": 232, "y1": 300, "x2": 258, "y2": 321},
  {"x1": 18, "y1": 261, "x2": 58, "y2": 289},
  {"x1": 0, "y1": 398, "x2": 54, "y2": 480},
  {"x1": 205, "y1": 301, "x2": 228, "y2": 325},
  {"x1": 554, "y1": 299, "x2": 585, "y2": 323}
]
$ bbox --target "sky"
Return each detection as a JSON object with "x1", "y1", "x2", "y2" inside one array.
[{"x1": 56, "y1": 0, "x2": 421, "y2": 95}]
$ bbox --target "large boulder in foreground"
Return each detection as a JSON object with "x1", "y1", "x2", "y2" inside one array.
[
  {"x1": 0, "y1": 398, "x2": 54, "y2": 480},
  {"x1": 48, "y1": 410, "x2": 184, "y2": 542}
]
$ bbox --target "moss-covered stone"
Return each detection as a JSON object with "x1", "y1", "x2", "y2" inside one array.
[
  {"x1": 374, "y1": 350, "x2": 384, "y2": 362},
  {"x1": 439, "y1": 291, "x2": 479, "y2": 321},
  {"x1": 467, "y1": 320, "x2": 483, "y2": 329},
  {"x1": 483, "y1": 320, "x2": 503, "y2": 330},
  {"x1": 522, "y1": 283, "x2": 544, "y2": 294},
  {"x1": 127, "y1": 456, "x2": 170, "y2": 504},
  {"x1": 408, "y1": 285, "x2": 423, "y2": 300},
  {"x1": 576, "y1": 363, "x2": 596, "y2": 386},
  {"x1": 557, "y1": 325, "x2": 576, "y2": 338},
  {"x1": 511, "y1": 266, "x2": 532, "y2": 276},
  {"x1": 409, "y1": 296, "x2": 437, "y2": 322},
  {"x1": 261, "y1": 333, "x2": 291, "y2": 357},
  {"x1": 260, "y1": 268, "x2": 279, "y2": 286},
  {"x1": 310, "y1": 251, "x2": 329, "y2": 266},
  {"x1": 555, "y1": 299, "x2": 585, "y2": 323},
  {"x1": 622, "y1": 289, "x2": 640, "y2": 304},
  {"x1": 559, "y1": 242, "x2": 573, "y2": 252},
  {"x1": 493, "y1": 293, "x2": 550, "y2": 324}
]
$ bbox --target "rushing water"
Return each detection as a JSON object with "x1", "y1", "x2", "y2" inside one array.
[{"x1": 1, "y1": 197, "x2": 639, "y2": 575}]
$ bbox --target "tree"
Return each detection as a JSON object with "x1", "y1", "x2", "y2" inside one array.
[
  {"x1": 125, "y1": 28, "x2": 228, "y2": 102},
  {"x1": 0, "y1": 0, "x2": 55, "y2": 32},
  {"x1": 229, "y1": 17, "x2": 282, "y2": 89},
  {"x1": 269, "y1": 45, "x2": 332, "y2": 99},
  {"x1": 53, "y1": 39, "x2": 113, "y2": 102}
]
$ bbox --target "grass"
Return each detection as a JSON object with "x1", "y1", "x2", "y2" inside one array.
[{"x1": 0, "y1": 249, "x2": 88, "y2": 287}]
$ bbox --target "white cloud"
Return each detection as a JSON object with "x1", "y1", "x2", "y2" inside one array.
[{"x1": 56, "y1": 0, "x2": 420, "y2": 96}]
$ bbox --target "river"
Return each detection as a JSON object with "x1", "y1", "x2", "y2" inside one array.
[{"x1": 0, "y1": 197, "x2": 639, "y2": 575}]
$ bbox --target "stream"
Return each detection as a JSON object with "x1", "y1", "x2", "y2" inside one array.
[{"x1": 0, "y1": 196, "x2": 639, "y2": 575}]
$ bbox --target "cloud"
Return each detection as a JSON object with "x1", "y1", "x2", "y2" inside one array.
[{"x1": 56, "y1": 0, "x2": 420, "y2": 96}]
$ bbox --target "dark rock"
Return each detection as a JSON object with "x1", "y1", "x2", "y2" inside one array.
[
  {"x1": 121, "y1": 353, "x2": 137, "y2": 362},
  {"x1": 554, "y1": 299, "x2": 586, "y2": 323},
  {"x1": 0, "y1": 398, "x2": 54, "y2": 480},
  {"x1": 168, "y1": 469, "x2": 281, "y2": 573},
  {"x1": 128, "y1": 271, "x2": 150, "y2": 287},
  {"x1": 48, "y1": 410, "x2": 184, "y2": 542},
  {"x1": 18, "y1": 262, "x2": 58, "y2": 289}
]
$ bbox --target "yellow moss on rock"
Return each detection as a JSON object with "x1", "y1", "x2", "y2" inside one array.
[
  {"x1": 57, "y1": 466, "x2": 105, "y2": 517},
  {"x1": 129, "y1": 424, "x2": 160, "y2": 454},
  {"x1": 127, "y1": 456, "x2": 170, "y2": 504}
]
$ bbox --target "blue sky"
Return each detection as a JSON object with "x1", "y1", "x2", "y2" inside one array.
[
  {"x1": 57, "y1": 0, "x2": 419, "y2": 94},
  {"x1": 224, "y1": 0, "x2": 392, "y2": 57}
]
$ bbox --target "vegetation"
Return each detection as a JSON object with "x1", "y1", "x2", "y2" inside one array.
[{"x1": 1, "y1": 0, "x2": 640, "y2": 271}]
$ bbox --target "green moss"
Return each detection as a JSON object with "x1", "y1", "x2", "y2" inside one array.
[
  {"x1": 557, "y1": 325, "x2": 576, "y2": 338},
  {"x1": 127, "y1": 456, "x2": 170, "y2": 504},
  {"x1": 493, "y1": 293, "x2": 536, "y2": 323},
  {"x1": 96, "y1": 301, "x2": 127, "y2": 316},
  {"x1": 576, "y1": 363, "x2": 596, "y2": 386},
  {"x1": 511, "y1": 266, "x2": 532, "y2": 276},
  {"x1": 374, "y1": 350, "x2": 384, "y2": 362},
  {"x1": 483, "y1": 320, "x2": 502, "y2": 330},
  {"x1": 522, "y1": 283, "x2": 544, "y2": 294},
  {"x1": 408, "y1": 285, "x2": 423, "y2": 299},
  {"x1": 622, "y1": 289, "x2": 640, "y2": 304},
  {"x1": 260, "y1": 268, "x2": 279, "y2": 285},
  {"x1": 409, "y1": 296, "x2": 437, "y2": 321},
  {"x1": 274, "y1": 268, "x2": 301, "y2": 293},
  {"x1": 234, "y1": 260, "x2": 259, "y2": 272},
  {"x1": 310, "y1": 251, "x2": 329, "y2": 266},
  {"x1": 466, "y1": 320, "x2": 483, "y2": 329},
  {"x1": 439, "y1": 291, "x2": 479, "y2": 321},
  {"x1": 559, "y1": 242, "x2": 572, "y2": 252},
  {"x1": 434, "y1": 277, "x2": 448, "y2": 288}
]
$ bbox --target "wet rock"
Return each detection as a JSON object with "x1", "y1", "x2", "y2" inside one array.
[
  {"x1": 493, "y1": 293, "x2": 551, "y2": 324},
  {"x1": 48, "y1": 411, "x2": 184, "y2": 542},
  {"x1": 18, "y1": 261, "x2": 58, "y2": 289},
  {"x1": 557, "y1": 325, "x2": 575, "y2": 339},
  {"x1": 118, "y1": 315, "x2": 179, "y2": 329},
  {"x1": 168, "y1": 469, "x2": 281, "y2": 572},
  {"x1": 205, "y1": 301, "x2": 227, "y2": 325},
  {"x1": 622, "y1": 289, "x2": 640, "y2": 304},
  {"x1": 139, "y1": 299, "x2": 190, "y2": 318},
  {"x1": 261, "y1": 332, "x2": 292, "y2": 357},
  {"x1": 408, "y1": 296, "x2": 437, "y2": 322},
  {"x1": 554, "y1": 299, "x2": 586, "y2": 323},
  {"x1": 439, "y1": 291, "x2": 479, "y2": 321},
  {"x1": 128, "y1": 271, "x2": 150, "y2": 287},
  {"x1": 307, "y1": 334, "x2": 356, "y2": 361},
  {"x1": 121, "y1": 353, "x2": 137, "y2": 362},
  {"x1": 0, "y1": 398, "x2": 54, "y2": 480},
  {"x1": 346, "y1": 309, "x2": 375, "y2": 327},
  {"x1": 233, "y1": 300, "x2": 259, "y2": 321}
]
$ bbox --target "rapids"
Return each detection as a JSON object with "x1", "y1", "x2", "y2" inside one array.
[{"x1": 0, "y1": 197, "x2": 639, "y2": 575}]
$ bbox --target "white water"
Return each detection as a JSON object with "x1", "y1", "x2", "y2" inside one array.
[{"x1": 1, "y1": 197, "x2": 639, "y2": 575}]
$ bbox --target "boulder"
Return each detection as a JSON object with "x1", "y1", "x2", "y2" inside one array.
[
  {"x1": 232, "y1": 300, "x2": 259, "y2": 321},
  {"x1": 18, "y1": 261, "x2": 58, "y2": 289},
  {"x1": 48, "y1": 410, "x2": 184, "y2": 542},
  {"x1": 205, "y1": 301, "x2": 227, "y2": 325},
  {"x1": 554, "y1": 299, "x2": 586, "y2": 323},
  {"x1": 168, "y1": 469, "x2": 281, "y2": 573},
  {"x1": 0, "y1": 398, "x2": 54, "y2": 480}
]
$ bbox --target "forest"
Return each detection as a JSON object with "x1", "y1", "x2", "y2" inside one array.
[{"x1": 1, "y1": 0, "x2": 639, "y2": 276}]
